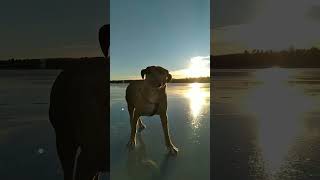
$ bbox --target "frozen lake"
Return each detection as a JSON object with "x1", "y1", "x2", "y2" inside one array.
[
  {"x1": 213, "y1": 68, "x2": 320, "y2": 180},
  {"x1": 0, "y1": 70, "x2": 62, "y2": 179},
  {"x1": 110, "y1": 83, "x2": 210, "y2": 180},
  {"x1": 0, "y1": 70, "x2": 110, "y2": 179},
  {"x1": 0, "y1": 70, "x2": 210, "y2": 179}
]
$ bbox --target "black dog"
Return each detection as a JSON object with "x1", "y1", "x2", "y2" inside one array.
[{"x1": 49, "y1": 25, "x2": 109, "y2": 180}]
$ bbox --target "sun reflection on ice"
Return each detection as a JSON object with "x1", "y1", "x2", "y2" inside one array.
[
  {"x1": 185, "y1": 83, "x2": 210, "y2": 129},
  {"x1": 244, "y1": 68, "x2": 315, "y2": 175}
]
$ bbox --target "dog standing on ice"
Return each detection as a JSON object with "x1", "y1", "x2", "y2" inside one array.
[{"x1": 125, "y1": 66, "x2": 178, "y2": 155}]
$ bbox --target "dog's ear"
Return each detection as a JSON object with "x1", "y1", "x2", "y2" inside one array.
[
  {"x1": 166, "y1": 73, "x2": 172, "y2": 82},
  {"x1": 99, "y1": 24, "x2": 110, "y2": 58},
  {"x1": 141, "y1": 69, "x2": 147, "y2": 79}
]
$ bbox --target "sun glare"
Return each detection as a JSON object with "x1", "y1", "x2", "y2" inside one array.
[
  {"x1": 185, "y1": 56, "x2": 210, "y2": 78},
  {"x1": 243, "y1": 68, "x2": 315, "y2": 175},
  {"x1": 185, "y1": 83, "x2": 210, "y2": 129}
]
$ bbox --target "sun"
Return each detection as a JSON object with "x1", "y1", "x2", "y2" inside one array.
[{"x1": 185, "y1": 56, "x2": 210, "y2": 78}]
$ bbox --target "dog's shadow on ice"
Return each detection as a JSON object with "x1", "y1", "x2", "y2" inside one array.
[{"x1": 126, "y1": 134, "x2": 175, "y2": 180}]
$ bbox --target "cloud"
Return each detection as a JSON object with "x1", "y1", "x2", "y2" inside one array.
[
  {"x1": 62, "y1": 43, "x2": 94, "y2": 49},
  {"x1": 111, "y1": 56, "x2": 210, "y2": 80},
  {"x1": 171, "y1": 56, "x2": 210, "y2": 79},
  {"x1": 211, "y1": 19, "x2": 320, "y2": 55},
  {"x1": 211, "y1": 0, "x2": 257, "y2": 28},
  {"x1": 211, "y1": 28, "x2": 247, "y2": 55},
  {"x1": 212, "y1": 0, "x2": 320, "y2": 55},
  {"x1": 308, "y1": 5, "x2": 320, "y2": 21}
]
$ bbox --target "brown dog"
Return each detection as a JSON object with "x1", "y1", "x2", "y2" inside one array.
[
  {"x1": 125, "y1": 66, "x2": 178, "y2": 155},
  {"x1": 49, "y1": 25, "x2": 109, "y2": 180}
]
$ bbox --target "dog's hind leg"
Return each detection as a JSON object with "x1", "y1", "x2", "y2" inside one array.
[
  {"x1": 127, "y1": 105, "x2": 134, "y2": 123},
  {"x1": 128, "y1": 104, "x2": 146, "y2": 132},
  {"x1": 127, "y1": 105, "x2": 145, "y2": 132},
  {"x1": 138, "y1": 118, "x2": 146, "y2": 132}
]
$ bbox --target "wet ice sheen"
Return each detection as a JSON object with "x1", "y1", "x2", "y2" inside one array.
[{"x1": 110, "y1": 83, "x2": 210, "y2": 180}]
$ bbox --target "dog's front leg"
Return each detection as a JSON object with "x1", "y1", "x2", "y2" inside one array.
[
  {"x1": 127, "y1": 109, "x2": 139, "y2": 150},
  {"x1": 160, "y1": 113, "x2": 178, "y2": 155}
]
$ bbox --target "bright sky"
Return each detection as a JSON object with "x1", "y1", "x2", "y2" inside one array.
[
  {"x1": 212, "y1": 0, "x2": 320, "y2": 55},
  {"x1": 0, "y1": 0, "x2": 108, "y2": 60},
  {"x1": 111, "y1": 0, "x2": 210, "y2": 80}
]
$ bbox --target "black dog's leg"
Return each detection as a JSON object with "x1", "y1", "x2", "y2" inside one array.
[
  {"x1": 56, "y1": 135, "x2": 78, "y2": 180},
  {"x1": 93, "y1": 173, "x2": 101, "y2": 180},
  {"x1": 75, "y1": 147, "x2": 97, "y2": 180}
]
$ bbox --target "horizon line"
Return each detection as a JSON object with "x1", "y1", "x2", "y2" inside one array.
[{"x1": 110, "y1": 76, "x2": 210, "y2": 81}]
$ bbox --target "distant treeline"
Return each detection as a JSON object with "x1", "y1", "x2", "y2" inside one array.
[
  {"x1": 0, "y1": 57, "x2": 105, "y2": 69},
  {"x1": 212, "y1": 47, "x2": 320, "y2": 68},
  {"x1": 111, "y1": 77, "x2": 210, "y2": 83}
]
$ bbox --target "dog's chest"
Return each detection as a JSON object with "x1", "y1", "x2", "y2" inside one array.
[
  {"x1": 139, "y1": 89, "x2": 161, "y2": 116},
  {"x1": 140, "y1": 103, "x2": 158, "y2": 116}
]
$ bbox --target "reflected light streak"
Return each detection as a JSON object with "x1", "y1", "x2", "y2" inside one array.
[
  {"x1": 245, "y1": 68, "x2": 314, "y2": 175},
  {"x1": 185, "y1": 83, "x2": 209, "y2": 129}
]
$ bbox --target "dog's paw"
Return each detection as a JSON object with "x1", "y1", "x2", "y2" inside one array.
[
  {"x1": 138, "y1": 124, "x2": 146, "y2": 132},
  {"x1": 167, "y1": 144, "x2": 179, "y2": 155},
  {"x1": 127, "y1": 140, "x2": 136, "y2": 150}
]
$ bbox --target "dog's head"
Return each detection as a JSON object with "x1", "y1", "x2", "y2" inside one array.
[{"x1": 141, "y1": 66, "x2": 172, "y2": 88}]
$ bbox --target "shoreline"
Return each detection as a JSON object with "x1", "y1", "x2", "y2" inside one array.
[{"x1": 110, "y1": 77, "x2": 210, "y2": 83}]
